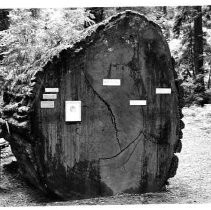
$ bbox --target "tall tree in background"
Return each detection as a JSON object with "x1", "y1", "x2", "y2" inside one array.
[
  {"x1": 193, "y1": 6, "x2": 203, "y2": 76},
  {"x1": 173, "y1": 6, "x2": 207, "y2": 104},
  {"x1": 174, "y1": 6, "x2": 205, "y2": 79},
  {"x1": 0, "y1": 9, "x2": 10, "y2": 88},
  {"x1": 163, "y1": 6, "x2": 167, "y2": 15},
  {"x1": 0, "y1": 9, "x2": 10, "y2": 61},
  {"x1": 193, "y1": 6, "x2": 205, "y2": 92},
  {"x1": 0, "y1": 9, "x2": 9, "y2": 31}
]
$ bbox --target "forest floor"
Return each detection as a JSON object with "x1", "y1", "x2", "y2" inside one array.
[{"x1": 0, "y1": 105, "x2": 211, "y2": 206}]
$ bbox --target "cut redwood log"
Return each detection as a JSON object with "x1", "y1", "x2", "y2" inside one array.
[{"x1": 0, "y1": 11, "x2": 184, "y2": 199}]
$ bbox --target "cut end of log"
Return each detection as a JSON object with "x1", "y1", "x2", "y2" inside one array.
[{"x1": 0, "y1": 10, "x2": 184, "y2": 199}]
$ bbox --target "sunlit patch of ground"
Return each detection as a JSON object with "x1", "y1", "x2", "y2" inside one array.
[
  {"x1": 166, "y1": 104, "x2": 211, "y2": 204},
  {"x1": 0, "y1": 105, "x2": 211, "y2": 206}
]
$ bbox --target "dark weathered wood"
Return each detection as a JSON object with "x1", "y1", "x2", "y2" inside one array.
[{"x1": 0, "y1": 11, "x2": 184, "y2": 199}]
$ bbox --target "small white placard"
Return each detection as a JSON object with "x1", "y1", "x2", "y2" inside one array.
[
  {"x1": 103, "y1": 79, "x2": 121, "y2": 86},
  {"x1": 156, "y1": 88, "x2": 171, "y2": 94},
  {"x1": 43, "y1": 94, "x2": 57, "y2": 100},
  {"x1": 65, "y1": 101, "x2": 81, "y2": 122},
  {"x1": 130, "y1": 100, "x2": 147, "y2": 105},
  {"x1": 45, "y1": 88, "x2": 59, "y2": 93},
  {"x1": 41, "y1": 101, "x2": 54, "y2": 108}
]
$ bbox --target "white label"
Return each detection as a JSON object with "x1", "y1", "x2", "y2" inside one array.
[
  {"x1": 130, "y1": 100, "x2": 147, "y2": 105},
  {"x1": 65, "y1": 101, "x2": 81, "y2": 122},
  {"x1": 103, "y1": 79, "x2": 121, "y2": 86},
  {"x1": 43, "y1": 94, "x2": 57, "y2": 99},
  {"x1": 156, "y1": 88, "x2": 171, "y2": 94},
  {"x1": 43, "y1": 94, "x2": 57, "y2": 100},
  {"x1": 41, "y1": 101, "x2": 54, "y2": 108},
  {"x1": 45, "y1": 88, "x2": 59, "y2": 93}
]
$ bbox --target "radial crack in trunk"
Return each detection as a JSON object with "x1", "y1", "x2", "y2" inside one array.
[{"x1": 83, "y1": 72, "x2": 122, "y2": 151}]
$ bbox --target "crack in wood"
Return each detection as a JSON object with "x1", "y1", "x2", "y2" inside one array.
[
  {"x1": 113, "y1": 133, "x2": 145, "y2": 169},
  {"x1": 83, "y1": 72, "x2": 122, "y2": 151},
  {"x1": 99, "y1": 128, "x2": 170, "y2": 161},
  {"x1": 99, "y1": 129, "x2": 144, "y2": 160},
  {"x1": 82, "y1": 70, "x2": 170, "y2": 163}
]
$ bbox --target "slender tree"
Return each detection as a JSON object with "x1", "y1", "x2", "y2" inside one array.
[
  {"x1": 174, "y1": 6, "x2": 204, "y2": 78},
  {"x1": 0, "y1": 9, "x2": 10, "y2": 88},
  {"x1": 193, "y1": 8, "x2": 204, "y2": 70},
  {"x1": 173, "y1": 6, "x2": 207, "y2": 104},
  {"x1": 0, "y1": 9, "x2": 9, "y2": 31},
  {"x1": 163, "y1": 6, "x2": 167, "y2": 15},
  {"x1": 193, "y1": 6, "x2": 203, "y2": 75},
  {"x1": 193, "y1": 6, "x2": 205, "y2": 92},
  {"x1": 0, "y1": 9, "x2": 10, "y2": 61}
]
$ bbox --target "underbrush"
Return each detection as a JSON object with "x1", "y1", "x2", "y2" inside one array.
[{"x1": 182, "y1": 77, "x2": 209, "y2": 106}]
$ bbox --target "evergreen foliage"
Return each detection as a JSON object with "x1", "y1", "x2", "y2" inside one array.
[
  {"x1": 0, "y1": 8, "x2": 93, "y2": 93},
  {"x1": 172, "y1": 6, "x2": 211, "y2": 105}
]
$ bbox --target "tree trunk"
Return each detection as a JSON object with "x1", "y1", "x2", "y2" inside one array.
[
  {"x1": 193, "y1": 6, "x2": 205, "y2": 91},
  {"x1": 163, "y1": 6, "x2": 167, "y2": 15},
  {"x1": 208, "y1": 67, "x2": 211, "y2": 89},
  {"x1": 0, "y1": 9, "x2": 10, "y2": 61},
  {"x1": 0, "y1": 9, "x2": 9, "y2": 31}
]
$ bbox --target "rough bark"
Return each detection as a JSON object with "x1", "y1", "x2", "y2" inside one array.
[{"x1": 0, "y1": 11, "x2": 184, "y2": 199}]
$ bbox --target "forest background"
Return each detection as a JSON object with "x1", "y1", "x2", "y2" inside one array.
[{"x1": 0, "y1": 6, "x2": 211, "y2": 106}]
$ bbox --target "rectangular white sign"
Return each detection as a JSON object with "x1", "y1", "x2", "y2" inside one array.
[
  {"x1": 43, "y1": 94, "x2": 57, "y2": 100},
  {"x1": 130, "y1": 100, "x2": 147, "y2": 105},
  {"x1": 65, "y1": 101, "x2": 81, "y2": 122},
  {"x1": 45, "y1": 88, "x2": 59, "y2": 93},
  {"x1": 103, "y1": 79, "x2": 121, "y2": 86},
  {"x1": 156, "y1": 88, "x2": 171, "y2": 94},
  {"x1": 41, "y1": 101, "x2": 54, "y2": 108}
]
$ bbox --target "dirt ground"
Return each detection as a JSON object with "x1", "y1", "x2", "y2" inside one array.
[{"x1": 0, "y1": 105, "x2": 211, "y2": 206}]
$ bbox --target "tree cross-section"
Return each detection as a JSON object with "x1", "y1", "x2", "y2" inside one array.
[{"x1": 0, "y1": 11, "x2": 184, "y2": 199}]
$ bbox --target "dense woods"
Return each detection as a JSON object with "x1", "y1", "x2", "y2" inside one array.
[{"x1": 0, "y1": 7, "x2": 211, "y2": 105}]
